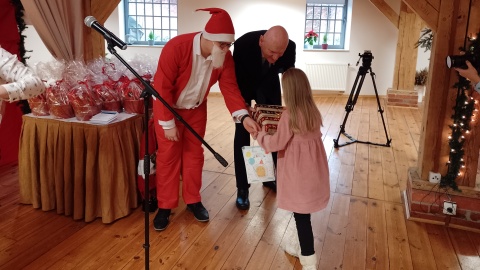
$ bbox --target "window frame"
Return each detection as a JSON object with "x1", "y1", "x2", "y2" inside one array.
[
  {"x1": 123, "y1": 0, "x2": 178, "y2": 46},
  {"x1": 304, "y1": 0, "x2": 348, "y2": 50}
]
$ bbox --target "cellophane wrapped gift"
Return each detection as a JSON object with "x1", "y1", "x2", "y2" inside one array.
[
  {"x1": 67, "y1": 81, "x2": 102, "y2": 121},
  {"x1": 28, "y1": 62, "x2": 50, "y2": 116},
  {"x1": 253, "y1": 104, "x2": 286, "y2": 135},
  {"x1": 121, "y1": 78, "x2": 144, "y2": 114},
  {"x1": 120, "y1": 59, "x2": 143, "y2": 114},
  {"x1": 64, "y1": 61, "x2": 101, "y2": 121},
  {"x1": 88, "y1": 58, "x2": 122, "y2": 112},
  {"x1": 46, "y1": 80, "x2": 74, "y2": 119},
  {"x1": 28, "y1": 93, "x2": 49, "y2": 116},
  {"x1": 35, "y1": 60, "x2": 75, "y2": 119}
]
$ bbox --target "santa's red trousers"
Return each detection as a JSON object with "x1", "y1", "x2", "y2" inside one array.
[{"x1": 154, "y1": 102, "x2": 207, "y2": 209}]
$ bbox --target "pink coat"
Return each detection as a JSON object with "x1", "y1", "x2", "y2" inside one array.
[{"x1": 257, "y1": 110, "x2": 330, "y2": 214}]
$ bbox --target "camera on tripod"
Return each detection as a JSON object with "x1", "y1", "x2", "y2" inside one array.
[
  {"x1": 334, "y1": 49, "x2": 391, "y2": 149},
  {"x1": 446, "y1": 53, "x2": 478, "y2": 69},
  {"x1": 357, "y1": 50, "x2": 374, "y2": 68}
]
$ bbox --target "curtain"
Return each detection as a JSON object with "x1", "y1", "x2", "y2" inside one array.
[
  {"x1": 20, "y1": 0, "x2": 90, "y2": 60},
  {"x1": 0, "y1": 0, "x2": 23, "y2": 166}
]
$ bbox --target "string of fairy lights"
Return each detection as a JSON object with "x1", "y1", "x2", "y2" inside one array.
[{"x1": 441, "y1": 33, "x2": 480, "y2": 191}]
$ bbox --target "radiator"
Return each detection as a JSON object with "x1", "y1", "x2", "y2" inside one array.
[{"x1": 305, "y1": 63, "x2": 349, "y2": 91}]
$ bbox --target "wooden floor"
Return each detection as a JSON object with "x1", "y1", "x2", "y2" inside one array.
[{"x1": 1, "y1": 95, "x2": 480, "y2": 270}]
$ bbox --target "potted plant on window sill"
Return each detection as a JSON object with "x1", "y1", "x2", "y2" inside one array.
[
  {"x1": 321, "y1": 33, "x2": 328, "y2": 50},
  {"x1": 304, "y1": 30, "x2": 318, "y2": 50},
  {"x1": 148, "y1": 31, "x2": 155, "y2": 46}
]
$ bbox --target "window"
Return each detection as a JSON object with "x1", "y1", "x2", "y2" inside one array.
[
  {"x1": 305, "y1": 0, "x2": 348, "y2": 49},
  {"x1": 124, "y1": 0, "x2": 178, "y2": 46}
]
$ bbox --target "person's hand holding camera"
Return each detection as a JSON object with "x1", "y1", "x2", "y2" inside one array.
[{"x1": 454, "y1": 60, "x2": 480, "y2": 87}]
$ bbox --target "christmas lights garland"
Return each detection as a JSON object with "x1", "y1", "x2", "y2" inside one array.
[{"x1": 441, "y1": 33, "x2": 480, "y2": 191}]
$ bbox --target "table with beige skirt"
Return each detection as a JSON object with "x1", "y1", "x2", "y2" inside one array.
[{"x1": 18, "y1": 113, "x2": 143, "y2": 223}]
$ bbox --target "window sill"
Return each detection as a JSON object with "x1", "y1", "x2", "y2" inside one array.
[
  {"x1": 126, "y1": 44, "x2": 166, "y2": 48},
  {"x1": 303, "y1": 48, "x2": 349, "y2": 52}
]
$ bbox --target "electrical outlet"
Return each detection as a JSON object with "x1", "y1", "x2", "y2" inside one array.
[
  {"x1": 443, "y1": 201, "x2": 457, "y2": 215},
  {"x1": 429, "y1": 171, "x2": 441, "y2": 183}
]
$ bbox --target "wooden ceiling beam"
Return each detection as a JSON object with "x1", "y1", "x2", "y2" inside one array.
[
  {"x1": 402, "y1": 0, "x2": 439, "y2": 32},
  {"x1": 370, "y1": 0, "x2": 399, "y2": 28}
]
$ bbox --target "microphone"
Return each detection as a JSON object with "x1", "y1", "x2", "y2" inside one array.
[{"x1": 84, "y1": 16, "x2": 127, "y2": 50}]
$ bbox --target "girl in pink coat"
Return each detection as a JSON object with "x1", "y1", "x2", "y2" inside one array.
[{"x1": 256, "y1": 68, "x2": 330, "y2": 269}]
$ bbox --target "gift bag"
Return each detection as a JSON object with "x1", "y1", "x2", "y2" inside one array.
[{"x1": 242, "y1": 145, "x2": 275, "y2": 183}]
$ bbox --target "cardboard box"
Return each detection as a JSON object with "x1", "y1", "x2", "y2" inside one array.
[{"x1": 253, "y1": 104, "x2": 285, "y2": 134}]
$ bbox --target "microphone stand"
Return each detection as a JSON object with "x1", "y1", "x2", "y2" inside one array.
[{"x1": 105, "y1": 39, "x2": 228, "y2": 270}]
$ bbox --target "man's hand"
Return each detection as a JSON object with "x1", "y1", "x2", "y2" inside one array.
[
  {"x1": 247, "y1": 105, "x2": 256, "y2": 115},
  {"x1": 164, "y1": 127, "x2": 179, "y2": 142},
  {"x1": 242, "y1": 117, "x2": 261, "y2": 139},
  {"x1": 455, "y1": 61, "x2": 480, "y2": 85}
]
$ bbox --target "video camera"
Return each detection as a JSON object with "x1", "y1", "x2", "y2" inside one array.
[
  {"x1": 358, "y1": 50, "x2": 374, "y2": 68},
  {"x1": 446, "y1": 53, "x2": 478, "y2": 69}
]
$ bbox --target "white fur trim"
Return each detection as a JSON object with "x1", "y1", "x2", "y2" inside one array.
[{"x1": 202, "y1": 31, "x2": 235, "y2": 42}]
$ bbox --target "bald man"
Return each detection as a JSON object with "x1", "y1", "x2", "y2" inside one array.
[{"x1": 232, "y1": 26, "x2": 296, "y2": 210}]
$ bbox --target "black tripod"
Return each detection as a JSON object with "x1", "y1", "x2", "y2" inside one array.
[{"x1": 333, "y1": 50, "x2": 391, "y2": 148}]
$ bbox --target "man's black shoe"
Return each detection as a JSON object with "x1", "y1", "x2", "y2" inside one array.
[
  {"x1": 153, "y1": 208, "x2": 171, "y2": 231},
  {"x1": 236, "y1": 188, "x2": 250, "y2": 210},
  {"x1": 263, "y1": 181, "x2": 277, "y2": 192},
  {"x1": 142, "y1": 197, "x2": 158, "y2": 213},
  {"x1": 187, "y1": 202, "x2": 209, "y2": 222}
]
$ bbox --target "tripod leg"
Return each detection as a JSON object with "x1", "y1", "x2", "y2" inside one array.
[
  {"x1": 369, "y1": 69, "x2": 391, "y2": 146},
  {"x1": 334, "y1": 69, "x2": 367, "y2": 148}
]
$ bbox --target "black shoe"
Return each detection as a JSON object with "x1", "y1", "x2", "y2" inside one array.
[
  {"x1": 236, "y1": 188, "x2": 250, "y2": 210},
  {"x1": 153, "y1": 208, "x2": 171, "y2": 231},
  {"x1": 142, "y1": 197, "x2": 158, "y2": 213},
  {"x1": 263, "y1": 181, "x2": 277, "y2": 192},
  {"x1": 187, "y1": 202, "x2": 209, "y2": 222}
]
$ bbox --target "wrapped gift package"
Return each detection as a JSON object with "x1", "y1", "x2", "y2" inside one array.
[
  {"x1": 31, "y1": 55, "x2": 158, "y2": 121},
  {"x1": 253, "y1": 104, "x2": 285, "y2": 135}
]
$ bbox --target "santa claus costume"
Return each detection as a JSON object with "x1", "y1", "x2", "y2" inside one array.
[{"x1": 151, "y1": 8, "x2": 252, "y2": 231}]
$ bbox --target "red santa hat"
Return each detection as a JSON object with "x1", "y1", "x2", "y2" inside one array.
[{"x1": 196, "y1": 8, "x2": 235, "y2": 43}]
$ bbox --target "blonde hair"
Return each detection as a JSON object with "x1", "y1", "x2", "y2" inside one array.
[{"x1": 281, "y1": 68, "x2": 322, "y2": 134}]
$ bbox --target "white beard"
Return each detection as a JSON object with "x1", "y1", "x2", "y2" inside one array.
[{"x1": 211, "y1": 44, "x2": 226, "y2": 69}]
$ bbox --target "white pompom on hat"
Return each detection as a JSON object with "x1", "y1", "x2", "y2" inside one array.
[{"x1": 196, "y1": 8, "x2": 235, "y2": 43}]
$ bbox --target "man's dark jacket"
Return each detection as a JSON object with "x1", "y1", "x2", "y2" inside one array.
[{"x1": 233, "y1": 30, "x2": 296, "y2": 105}]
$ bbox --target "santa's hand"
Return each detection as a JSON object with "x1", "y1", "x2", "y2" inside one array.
[{"x1": 164, "y1": 127, "x2": 179, "y2": 141}]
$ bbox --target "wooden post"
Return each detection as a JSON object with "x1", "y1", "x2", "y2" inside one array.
[
  {"x1": 391, "y1": 3, "x2": 423, "y2": 91},
  {"x1": 417, "y1": 0, "x2": 472, "y2": 182}
]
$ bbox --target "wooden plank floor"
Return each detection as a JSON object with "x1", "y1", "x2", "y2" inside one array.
[{"x1": 1, "y1": 95, "x2": 480, "y2": 269}]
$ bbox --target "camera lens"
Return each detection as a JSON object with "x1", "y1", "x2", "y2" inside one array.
[
  {"x1": 446, "y1": 56, "x2": 453, "y2": 68},
  {"x1": 446, "y1": 55, "x2": 469, "y2": 69}
]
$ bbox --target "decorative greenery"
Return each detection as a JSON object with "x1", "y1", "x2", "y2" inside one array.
[
  {"x1": 11, "y1": 0, "x2": 31, "y2": 114},
  {"x1": 322, "y1": 33, "x2": 328, "y2": 44},
  {"x1": 415, "y1": 68, "x2": 428, "y2": 86},
  {"x1": 415, "y1": 28, "x2": 433, "y2": 52},
  {"x1": 442, "y1": 33, "x2": 480, "y2": 191},
  {"x1": 304, "y1": 30, "x2": 318, "y2": 45}
]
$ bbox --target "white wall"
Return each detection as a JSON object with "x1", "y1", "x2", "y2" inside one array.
[{"x1": 23, "y1": 0, "x2": 404, "y2": 96}]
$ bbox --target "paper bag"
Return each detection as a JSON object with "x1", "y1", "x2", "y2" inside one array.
[{"x1": 242, "y1": 145, "x2": 275, "y2": 183}]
